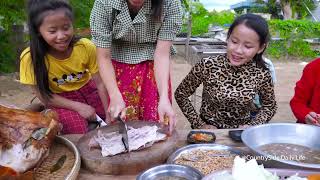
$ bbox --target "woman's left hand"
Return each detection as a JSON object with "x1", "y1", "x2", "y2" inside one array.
[
  {"x1": 104, "y1": 111, "x2": 112, "y2": 124},
  {"x1": 158, "y1": 96, "x2": 176, "y2": 135}
]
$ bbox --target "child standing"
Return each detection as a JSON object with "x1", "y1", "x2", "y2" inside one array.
[{"x1": 20, "y1": 0, "x2": 109, "y2": 134}]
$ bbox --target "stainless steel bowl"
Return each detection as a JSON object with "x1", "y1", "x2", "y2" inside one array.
[
  {"x1": 136, "y1": 164, "x2": 203, "y2": 180},
  {"x1": 241, "y1": 123, "x2": 320, "y2": 170}
]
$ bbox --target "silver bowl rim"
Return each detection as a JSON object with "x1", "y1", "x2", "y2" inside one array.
[
  {"x1": 241, "y1": 123, "x2": 320, "y2": 169},
  {"x1": 203, "y1": 168, "x2": 320, "y2": 180},
  {"x1": 136, "y1": 164, "x2": 203, "y2": 179}
]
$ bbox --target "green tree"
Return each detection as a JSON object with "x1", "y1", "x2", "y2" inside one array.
[
  {"x1": 0, "y1": 0, "x2": 25, "y2": 30},
  {"x1": 70, "y1": 0, "x2": 95, "y2": 29},
  {"x1": 251, "y1": 0, "x2": 282, "y2": 19},
  {"x1": 0, "y1": 0, "x2": 25, "y2": 73},
  {"x1": 280, "y1": 0, "x2": 316, "y2": 19},
  {"x1": 255, "y1": 0, "x2": 317, "y2": 19}
]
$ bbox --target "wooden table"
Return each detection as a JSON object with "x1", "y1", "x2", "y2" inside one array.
[{"x1": 63, "y1": 129, "x2": 248, "y2": 180}]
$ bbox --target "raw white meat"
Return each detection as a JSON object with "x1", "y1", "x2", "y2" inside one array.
[{"x1": 92, "y1": 125, "x2": 166, "y2": 157}]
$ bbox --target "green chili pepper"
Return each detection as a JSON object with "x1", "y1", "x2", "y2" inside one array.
[{"x1": 50, "y1": 155, "x2": 67, "y2": 173}]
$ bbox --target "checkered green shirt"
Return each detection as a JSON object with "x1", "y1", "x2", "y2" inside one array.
[{"x1": 90, "y1": 0, "x2": 182, "y2": 64}]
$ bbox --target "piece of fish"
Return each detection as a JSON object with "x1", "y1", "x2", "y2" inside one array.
[{"x1": 90, "y1": 125, "x2": 167, "y2": 157}]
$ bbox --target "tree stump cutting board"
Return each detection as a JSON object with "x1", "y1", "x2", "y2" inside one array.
[{"x1": 77, "y1": 121, "x2": 179, "y2": 175}]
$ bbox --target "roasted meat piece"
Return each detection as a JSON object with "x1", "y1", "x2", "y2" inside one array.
[{"x1": 0, "y1": 105, "x2": 59, "y2": 174}]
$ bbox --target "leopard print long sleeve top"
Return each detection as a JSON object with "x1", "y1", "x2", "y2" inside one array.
[{"x1": 175, "y1": 54, "x2": 277, "y2": 129}]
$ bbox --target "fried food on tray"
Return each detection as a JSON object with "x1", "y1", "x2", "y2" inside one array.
[{"x1": 191, "y1": 133, "x2": 214, "y2": 142}]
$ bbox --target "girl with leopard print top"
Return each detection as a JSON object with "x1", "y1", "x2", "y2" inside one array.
[{"x1": 175, "y1": 14, "x2": 277, "y2": 129}]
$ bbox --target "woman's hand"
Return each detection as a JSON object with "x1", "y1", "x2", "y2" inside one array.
[
  {"x1": 75, "y1": 102, "x2": 96, "y2": 121},
  {"x1": 200, "y1": 124, "x2": 217, "y2": 129},
  {"x1": 158, "y1": 96, "x2": 176, "y2": 135},
  {"x1": 108, "y1": 92, "x2": 126, "y2": 120},
  {"x1": 305, "y1": 112, "x2": 320, "y2": 126},
  {"x1": 104, "y1": 111, "x2": 112, "y2": 124}
]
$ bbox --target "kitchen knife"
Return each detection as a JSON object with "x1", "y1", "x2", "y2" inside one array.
[{"x1": 115, "y1": 115, "x2": 129, "y2": 151}]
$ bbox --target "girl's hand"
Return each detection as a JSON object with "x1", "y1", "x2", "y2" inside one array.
[
  {"x1": 200, "y1": 124, "x2": 217, "y2": 129},
  {"x1": 75, "y1": 103, "x2": 96, "y2": 121},
  {"x1": 305, "y1": 112, "x2": 320, "y2": 126},
  {"x1": 158, "y1": 96, "x2": 176, "y2": 135},
  {"x1": 108, "y1": 92, "x2": 126, "y2": 119}
]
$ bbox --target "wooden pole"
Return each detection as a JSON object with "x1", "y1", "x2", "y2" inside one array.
[{"x1": 185, "y1": 0, "x2": 192, "y2": 62}]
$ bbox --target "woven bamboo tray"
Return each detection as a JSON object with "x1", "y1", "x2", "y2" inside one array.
[{"x1": 34, "y1": 136, "x2": 81, "y2": 180}]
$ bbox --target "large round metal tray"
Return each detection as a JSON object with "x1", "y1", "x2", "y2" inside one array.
[
  {"x1": 137, "y1": 164, "x2": 203, "y2": 180},
  {"x1": 35, "y1": 135, "x2": 81, "y2": 180},
  {"x1": 167, "y1": 144, "x2": 246, "y2": 163},
  {"x1": 203, "y1": 168, "x2": 320, "y2": 180},
  {"x1": 241, "y1": 123, "x2": 320, "y2": 170}
]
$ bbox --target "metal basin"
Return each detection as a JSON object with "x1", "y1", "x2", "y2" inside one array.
[
  {"x1": 136, "y1": 164, "x2": 203, "y2": 180},
  {"x1": 241, "y1": 123, "x2": 320, "y2": 170}
]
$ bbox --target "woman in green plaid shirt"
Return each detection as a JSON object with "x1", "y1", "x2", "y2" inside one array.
[{"x1": 90, "y1": 0, "x2": 182, "y2": 134}]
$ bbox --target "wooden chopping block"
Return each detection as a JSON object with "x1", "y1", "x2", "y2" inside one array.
[{"x1": 77, "y1": 121, "x2": 179, "y2": 175}]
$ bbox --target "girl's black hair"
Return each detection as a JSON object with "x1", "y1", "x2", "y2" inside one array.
[
  {"x1": 151, "y1": 0, "x2": 163, "y2": 21},
  {"x1": 27, "y1": 0, "x2": 79, "y2": 101},
  {"x1": 227, "y1": 13, "x2": 270, "y2": 69}
]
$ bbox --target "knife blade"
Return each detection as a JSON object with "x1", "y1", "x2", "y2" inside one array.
[
  {"x1": 96, "y1": 114, "x2": 108, "y2": 127},
  {"x1": 115, "y1": 115, "x2": 129, "y2": 151}
]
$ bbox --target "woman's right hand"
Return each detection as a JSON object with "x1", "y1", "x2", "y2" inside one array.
[
  {"x1": 305, "y1": 112, "x2": 320, "y2": 126},
  {"x1": 108, "y1": 92, "x2": 126, "y2": 119}
]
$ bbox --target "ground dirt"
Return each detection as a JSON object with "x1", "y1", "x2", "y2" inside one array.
[{"x1": 0, "y1": 55, "x2": 307, "y2": 130}]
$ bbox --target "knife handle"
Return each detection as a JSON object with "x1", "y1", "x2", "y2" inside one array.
[{"x1": 163, "y1": 115, "x2": 169, "y2": 125}]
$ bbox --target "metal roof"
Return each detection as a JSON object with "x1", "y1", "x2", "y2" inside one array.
[{"x1": 230, "y1": 0, "x2": 264, "y2": 9}]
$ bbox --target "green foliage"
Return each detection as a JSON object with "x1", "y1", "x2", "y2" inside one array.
[
  {"x1": 70, "y1": 0, "x2": 95, "y2": 29},
  {"x1": 287, "y1": 40, "x2": 317, "y2": 58},
  {"x1": 266, "y1": 41, "x2": 287, "y2": 59},
  {"x1": 252, "y1": 0, "x2": 282, "y2": 19},
  {"x1": 269, "y1": 19, "x2": 320, "y2": 38},
  {"x1": 0, "y1": 0, "x2": 26, "y2": 30},
  {"x1": 208, "y1": 10, "x2": 235, "y2": 27},
  {"x1": 281, "y1": 0, "x2": 317, "y2": 19},
  {"x1": 266, "y1": 19, "x2": 320, "y2": 59},
  {"x1": 181, "y1": 2, "x2": 235, "y2": 36},
  {"x1": 254, "y1": 0, "x2": 316, "y2": 19},
  {"x1": 0, "y1": 31, "x2": 16, "y2": 73},
  {"x1": 0, "y1": 0, "x2": 94, "y2": 30},
  {"x1": 0, "y1": 1, "x2": 25, "y2": 73}
]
